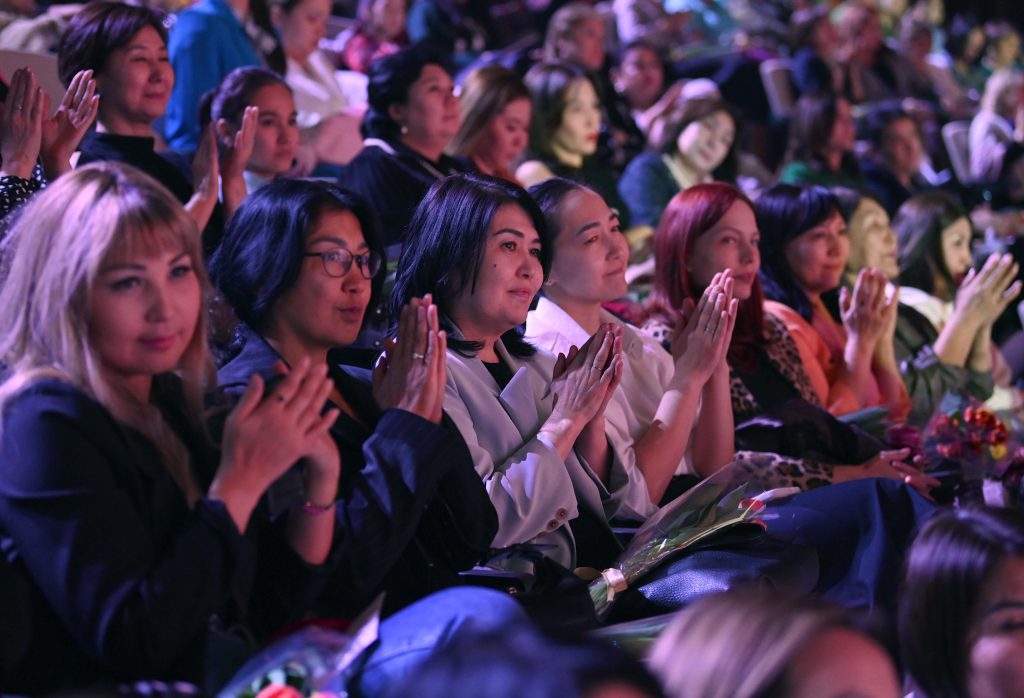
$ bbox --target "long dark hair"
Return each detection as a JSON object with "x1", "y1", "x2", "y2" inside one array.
[
  {"x1": 523, "y1": 60, "x2": 597, "y2": 163},
  {"x1": 390, "y1": 173, "x2": 550, "y2": 358},
  {"x1": 645, "y1": 182, "x2": 765, "y2": 372},
  {"x1": 900, "y1": 507, "x2": 1024, "y2": 698},
  {"x1": 756, "y1": 183, "x2": 841, "y2": 322},
  {"x1": 651, "y1": 97, "x2": 739, "y2": 183},
  {"x1": 784, "y1": 91, "x2": 860, "y2": 178},
  {"x1": 893, "y1": 191, "x2": 969, "y2": 299},
  {"x1": 209, "y1": 179, "x2": 384, "y2": 334}
]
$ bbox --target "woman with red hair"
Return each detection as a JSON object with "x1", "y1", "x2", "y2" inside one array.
[{"x1": 643, "y1": 182, "x2": 935, "y2": 492}]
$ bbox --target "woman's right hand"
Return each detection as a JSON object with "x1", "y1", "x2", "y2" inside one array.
[
  {"x1": 840, "y1": 267, "x2": 893, "y2": 350},
  {"x1": 953, "y1": 253, "x2": 1022, "y2": 329},
  {"x1": 372, "y1": 294, "x2": 448, "y2": 424},
  {"x1": 671, "y1": 270, "x2": 739, "y2": 385},
  {"x1": 185, "y1": 125, "x2": 219, "y2": 231},
  {"x1": 0, "y1": 68, "x2": 43, "y2": 180},
  {"x1": 212, "y1": 356, "x2": 339, "y2": 530}
]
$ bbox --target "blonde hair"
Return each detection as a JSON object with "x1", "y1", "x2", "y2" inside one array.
[
  {"x1": 0, "y1": 162, "x2": 213, "y2": 501},
  {"x1": 543, "y1": 2, "x2": 601, "y2": 62},
  {"x1": 648, "y1": 588, "x2": 848, "y2": 698},
  {"x1": 449, "y1": 65, "x2": 530, "y2": 159},
  {"x1": 980, "y1": 68, "x2": 1024, "y2": 118}
]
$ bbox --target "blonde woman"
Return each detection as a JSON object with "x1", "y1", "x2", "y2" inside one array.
[
  {"x1": 449, "y1": 65, "x2": 532, "y2": 183},
  {"x1": 0, "y1": 162, "x2": 339, "y2": 691},
  {"x1": 969, "y1": 68, "x2": 1024, "y2": 184},
  {"x1": 649, "y1": 589, "x2": 902, "y2": 698}
]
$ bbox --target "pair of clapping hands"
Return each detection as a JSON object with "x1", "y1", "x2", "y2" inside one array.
[{"x1": 0, "y1": 67, "x2": 98, "y2": 181}]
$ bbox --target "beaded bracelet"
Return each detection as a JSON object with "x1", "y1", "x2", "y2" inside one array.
[{"x1": 301, "y1": 499, "x2": 336, "y2": 515}]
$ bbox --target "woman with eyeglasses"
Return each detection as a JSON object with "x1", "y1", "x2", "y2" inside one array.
[{"x1": 211, "y1": 179, "x2": 497, "y2": 615}]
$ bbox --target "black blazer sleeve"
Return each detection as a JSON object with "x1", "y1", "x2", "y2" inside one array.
[{"x1": 0, "y1": 383, "x2": 253, "y2": 678}]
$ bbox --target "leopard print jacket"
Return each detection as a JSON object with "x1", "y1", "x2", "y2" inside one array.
[{"x1": 642, "y1": 314, "x2": 837, "y2": 490}]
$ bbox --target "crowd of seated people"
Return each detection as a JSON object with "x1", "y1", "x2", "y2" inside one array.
[{"x1": 2, "y1": 0, "x2": 1024, "y2": 695}]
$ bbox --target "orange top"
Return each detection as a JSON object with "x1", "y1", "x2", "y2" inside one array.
[{"x1": 765, "y1": 300, "x2": 909, "y2": 420}]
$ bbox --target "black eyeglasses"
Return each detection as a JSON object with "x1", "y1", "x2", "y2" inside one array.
[{"x1": 303, "y1": 249, "x2": 383, "y2": 279}]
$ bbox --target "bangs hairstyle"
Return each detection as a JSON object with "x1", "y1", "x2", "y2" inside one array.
[
  {"x1": 209, "y1": 179, "x2": 384, "y2": 334},
  {"x1": 390, "y1": 173, "x2": 550, "y2": 358},
  {"x1": 650, "y1": 588, "x2": 870, "y2": 698},
  {"x1": 0, "y1": 162, "x2": 209, "y2": 498},
  {"x1": 449, "y1": 64, "x2": 530, "y2": 159},
  {"x1": 644, "y1": 182, "x2": 764, "y2": 371},
  {"x1": 57, "y1": 1, "x2": 168, "y2": 87},
  {"x1": 524, "y1": 61, "x2": 596, "y2": 162},
  {"x1": 755, "y1": 183, "x2": 840, "y2": 322},
  {"x1": 893, "y1": 191, "x2": 969, "y2": 298},
  {"x1": 900, "y1": 507, "x2": 1024, "y2": 698}
]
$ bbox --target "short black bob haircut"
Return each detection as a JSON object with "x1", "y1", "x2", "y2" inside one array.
[
  {"x1": 900, "y1": 507, "x2": 1024, "y2": 698},
  {"x1": 57, "y1": 1, "x2": 168, "y2": 88},
  {"x1": 756, "y1": 182, "x2": 842, "y2": 322},
  {"x1": 390, "y1": 173, "x2": 550, "y2": 358},
  {"x1": 208, "y1": 179, "x2": 384, "y2": 334},
  {"x1": 362, "y1": 41, "x2": 452, "y2": 141}
]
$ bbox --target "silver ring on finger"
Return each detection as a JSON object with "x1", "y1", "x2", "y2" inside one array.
[{"x1": 412, "y1": 351, "x2": 426, "y2": 361}]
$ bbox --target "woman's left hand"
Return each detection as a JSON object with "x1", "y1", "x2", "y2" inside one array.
[
  {"x1": 271, "y1": 360, "x2": 341, "y2": 499},
  {"x1": 40, "y1": 69, "x2": 99, "y2": 179},
  {"x1": 671, "y1": 270, "x2": 739, "y2": 384}
]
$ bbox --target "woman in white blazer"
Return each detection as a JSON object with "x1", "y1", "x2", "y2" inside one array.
[
  {"x1": 525, "y1": 178, "x2": 738, "y2": 508},
  {"x1": 390, "y1": 173, "x2": 647, "y2": 571}
]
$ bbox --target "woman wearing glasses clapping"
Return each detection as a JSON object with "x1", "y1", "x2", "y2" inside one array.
[{"x1": 211, "y1": 179, "x2": 497, "y2": 614}]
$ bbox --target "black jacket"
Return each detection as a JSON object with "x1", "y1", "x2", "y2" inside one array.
[
  {"x1": 0, "y1": 378, "x2": 331, "y2": 692},
  {"x1": 217, "y1": 330, "x2": 497, "y2": 615}
]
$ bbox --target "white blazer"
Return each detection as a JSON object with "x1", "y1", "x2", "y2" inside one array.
[
  {"x1": 444, "y1": 337, "x2": 619, "y2": 569},
  {"x1": 526, "y1": 296, "x2": 693, "y2": 518}
]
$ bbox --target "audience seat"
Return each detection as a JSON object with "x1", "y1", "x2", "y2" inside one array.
[
  {"x1": 759, "y1": 57, "x2": 795, "y2": 120},
  {"x1": 0, "y1": 49, "x2": 64, "y2": 105},
  {"x1": 941, "y1": 120, "x2": 972, "y2": 186}
]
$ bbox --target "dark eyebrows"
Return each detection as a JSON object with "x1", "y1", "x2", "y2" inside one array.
[
  {"x1": 308, "y1": 236, "x2": 370, "y2": 251},
  {"x1": 573, "y1": 210, "x2": 619, "y2": 237},
  {"x1": 982, "y1": 600, "x2": 1024, "y2": 618},
  {"x1": 494, "y1": 228, "x2": 526, "y2": 238},
  {"x1": 100, "y1": 251, "x2": 188, "y2": 274}
]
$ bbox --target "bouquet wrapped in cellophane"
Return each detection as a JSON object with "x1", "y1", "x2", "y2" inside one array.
[
  {"x1": 922, "y1": 394, "x2": 1024, "y2": 507},
  {"x1": 588, "y1": 463, "x2": 777, "y2": 620}
]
